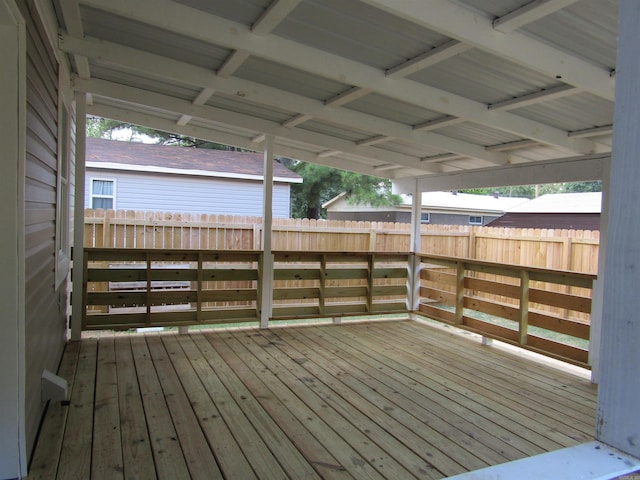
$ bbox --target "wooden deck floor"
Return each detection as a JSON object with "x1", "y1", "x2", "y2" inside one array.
[{"x1": 28, "y1": 319, "x2": 597, "y2": 480}]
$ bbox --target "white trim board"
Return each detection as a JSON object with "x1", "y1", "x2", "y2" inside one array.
[
  {"x1": 446, "y1": 442, "x2": 640, "y2": 480},
  {"x1": 86, "y1": 161, "x2": 303, "y2": 184}
]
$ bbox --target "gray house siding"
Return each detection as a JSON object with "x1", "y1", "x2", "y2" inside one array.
[
  {"x1": 85, "y1": 169, "x2": 293, "y2": 217},
  {"x1": 327, "y1": 210, "x2": 499, "y2": 225},
  {"x1": 22, "y1": 0, "x2": 68, "y2": 457},
  {"x1": 428, "y1": 213, "x2": 500, "y2": 226}
]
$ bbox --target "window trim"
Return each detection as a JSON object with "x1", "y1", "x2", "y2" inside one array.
[
  {"x1": 55, "y1": 89, "x2": 71, "y2": 289},
  {"x1": 469, "y1": 215, "x2": 484, "y2": 225},
  {"x1": 420, "y1": 212, "x2": 430, "y2": 224},
  {"x1": 90, "y1": 177, "x2": 117, "y2": 210}
]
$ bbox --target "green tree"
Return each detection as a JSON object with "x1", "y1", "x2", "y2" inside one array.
[
  {"x1": 86, "y1": 116, "x2": 235, "y2": 150},
  {"x1": 285, "y1": 160, "x2": 401, "y2": 219}
]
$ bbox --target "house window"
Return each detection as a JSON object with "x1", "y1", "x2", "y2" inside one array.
[
  {"x1": 421, "y1": 212, "x2": 430, "y2": 224},
  {"x1": 91, "y1": 178, "x2": 116, "y2": 209},
  {"x1": 469, "y1": 215, "x2": 483, "y2": 225}
]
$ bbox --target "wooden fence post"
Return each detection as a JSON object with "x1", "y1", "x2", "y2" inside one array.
[
  {"x1": 518, "y1": 270, "x2": 530, "y2": 345},
  {"x1": 455, "y1": 262, "x2": 465, "y2": 325}
]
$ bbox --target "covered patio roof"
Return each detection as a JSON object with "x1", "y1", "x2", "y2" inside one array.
[{"x1": 40, "y1": 0, "x2": 615, "y2": 187}]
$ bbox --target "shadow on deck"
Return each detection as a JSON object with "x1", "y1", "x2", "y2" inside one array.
[{"x1": 28, "y1": 318, "x2": 597, "y2": 479}]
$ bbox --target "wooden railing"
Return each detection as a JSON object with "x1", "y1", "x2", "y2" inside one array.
[
  {"x1": 272, "y1": 251, "x2": 409, "y2": 318},
  {"x1": 417, "y1": 253, "x2": 596, "y2": 367},
  {"x1": 82, "y1": 247, "x2": 595, "y2": 367},
  {"x1": 83, "y1": 248, "x2": 262, "y2": 329},
  {"x1": 82, "y1": 248, "x2": 409, "y2": 330}
]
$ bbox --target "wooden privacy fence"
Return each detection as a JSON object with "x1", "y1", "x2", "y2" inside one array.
[{"x1": 84, "y1": 209, "x2": 600, "y2": 273}]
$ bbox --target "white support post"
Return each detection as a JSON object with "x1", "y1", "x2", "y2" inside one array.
[
  {"x1": 260, "y1": 134, "x2": 275, "y2": 328},
  {"x1": 407, "y1": 180, "x2": 422, "y2": 316},
  {"x1": 596, "y1": 0, "x2": 640, "y2": 458},
  {"x1": 71, "y1": 91, "x2": 86, "y2": 341},
  {"x1": 589, "y1": 159, "x2": 610, "y2": 383}
]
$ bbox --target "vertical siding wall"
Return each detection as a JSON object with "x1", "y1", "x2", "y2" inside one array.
[
  {"x1": 21, "y1": 0, "x2": 67, "y2": 456},
  {"x1": 85, "y1": 170, "x2": 293, "y2": 217}
]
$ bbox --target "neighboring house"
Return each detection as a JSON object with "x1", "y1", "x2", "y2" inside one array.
[
  {"x1": 488, "y1": 192, "x2": 602, "y2": 230},
  {"x1": 323, "y1": 191, "x2": 529, "y2": 226},
  {"x1": 85, "y1": 138, "x2": 302, "y2": 217}
]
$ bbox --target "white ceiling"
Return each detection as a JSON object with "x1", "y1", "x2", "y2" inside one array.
[{"x1": 46, "y1": 0, "x2": 617, "y2": 191}]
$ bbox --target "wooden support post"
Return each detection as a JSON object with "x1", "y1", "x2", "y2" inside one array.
[
  {"x1": 71, "y1": 91, "x2": 87, "y2": 340},
  {"x1": 319, "y1": 254, "x2": 326, "y2": 317},
  {"x1": 454, "y1": 262, "x2": 465, "y2": 325},
  {"x1": 518, "y1": 270, "x2": 530, "y2": 346},
  {"x1": 81, "y1": 251, "x2": 89, "y2": 331},
  {"x1": 196, "y1": 252, "x2": 203, "y2": 324},
  {"x1": 145, "y1": 252, "x2": 151, "y2": 326},
  {"x1": 366, "y1": 254, "x2": 374, "y2": 313},
  {"x1": 596, "y1": 0, "x2": 640, "y2": 458}
]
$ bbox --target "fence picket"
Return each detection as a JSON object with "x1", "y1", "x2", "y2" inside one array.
[{"x1": 83, "y1": 210, "x2": 599, "y2": 275}]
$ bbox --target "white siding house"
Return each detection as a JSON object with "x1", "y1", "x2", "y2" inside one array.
[{"x1": 85, "y1": 138, "x2": 301, "y2": 217}]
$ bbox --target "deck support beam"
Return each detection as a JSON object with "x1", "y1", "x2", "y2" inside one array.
[
  {"x1": 259, "y1": 134, "x2": 275, "y2": 328},
  {"x1": 596, "y1": 0, "x2": 640, "y2": 458}
]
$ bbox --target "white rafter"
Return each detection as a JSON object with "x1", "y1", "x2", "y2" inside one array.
[
  {"x1": 357, "y1": 135, "x2": 393, "y2": 147},
  {"x1": 282, "y1": 114, "x2": 313, "y2": 128},
  {"x1": 485, "y1": 139, "x2": 540, "y2": 152},
  {"x1": 177, "y1": 87, "x2": 216, "y2": 126},
  {"x1": 59, "y1": 0, "x2": 90, "y2": 79},
  {"x1": 492, "y1": 0, "x2": 582, "y2": 33},
  {"x1": 386, "y1": 40, "x2": 472, "y2": 79},
  {"x1": 76, "y1": 0, "x2": 595, "y2": 154},
  {"x1": 75, "y1": 77, "x2": 432, "y2": 171},
  {"x1": 252, "y1": 0, "x2": 302, "y2": 35},
  {"x1": 86, "y1": 103, "x2": 385, "y2": 177},
  {"x1": 59, "y1": 34, "x2": 507, "y2": 163},
  {"x1": 217, "y1": 50, "x2": 251, "y2": 79},
  {"x1": 488, "y1": 85, "x2": 577, "y2": 111},
  {"x1": 413, "y1": 116, "x2": 465, "y2": 132},
  {"x1": 568, "y1": 125, "x2": 614, "y2": 138},
  {"x1": 422, "y1": 153, "x2": 465, "y2": 163},
  {"x1": 325, "y1": 87, "x2": 372, "y2": 107},
  {"x1": 359, "y1": 0, "x2": 614, "y2": 101},
  {"x1": 317, "y1": 150, "x2": 341, "y2": 158}
]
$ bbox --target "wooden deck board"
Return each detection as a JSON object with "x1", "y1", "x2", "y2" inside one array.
[
  {"x1": 113, "y1": 337, "x2": 156, "y2": 480},
  {"x1": 29, "y1": 319, "x2": 597, "y2": 479},
  {"x1": 92, "y1": 337, "x2": 124, "y2": 479}
]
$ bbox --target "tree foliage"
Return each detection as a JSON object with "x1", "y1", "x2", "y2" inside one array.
[
  {"x1": 86, "y1": 116, "x2": 236, "y2": 150},
  {"x1": 283, "y1": 160, "x2": 401, "y2": 219}
]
